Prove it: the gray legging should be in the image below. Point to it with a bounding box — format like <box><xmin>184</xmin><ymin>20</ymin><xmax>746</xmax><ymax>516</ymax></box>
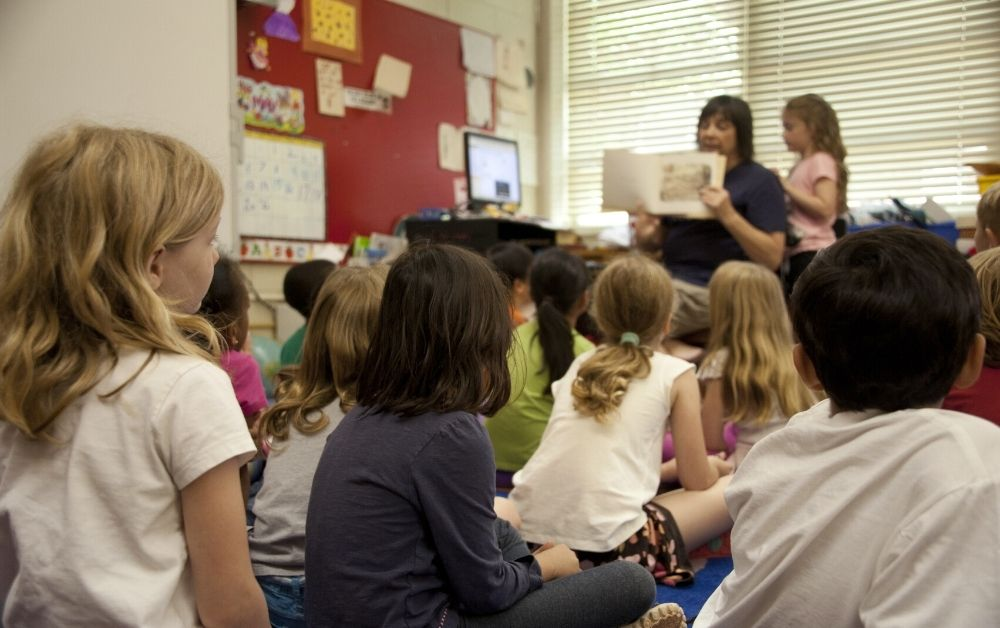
<box><xmin>458</xmin><ymin>519</ymin><xmax>656</xmax><ymax>628</ymax></box>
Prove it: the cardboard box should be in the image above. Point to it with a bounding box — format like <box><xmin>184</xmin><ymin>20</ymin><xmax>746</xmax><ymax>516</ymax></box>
<box><xmin>968</xmin><ymin>162</ymin><xmax>1000</xmax><ymax>194</ymax></box>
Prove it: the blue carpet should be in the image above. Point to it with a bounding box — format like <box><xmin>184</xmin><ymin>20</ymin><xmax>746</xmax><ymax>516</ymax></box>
<box><xmin>655</xmin><ymin>557</ymin><xmax>732</xmax><ymax>622</ymax></box>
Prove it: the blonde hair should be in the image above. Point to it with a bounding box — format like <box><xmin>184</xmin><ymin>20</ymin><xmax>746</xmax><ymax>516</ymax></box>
<box><xmin>976</xmin><ymin>181</ymin><xmax>1000</xmax><ymax>239</ymax></box>
<box><xmin>705</xmin><ymin>261</ymin><xmax>814</xmax><ymax>425</ymax></box>
<box><xmin>0</xmin><ymin>124</ymin><xmax>224</xmax><ymax>438</ymax></box>
<box><xmin>970</xmin><ymin>247</ymin><xmax>1000</xmax><ymax>368</ymax></box>
<box><xmin>258</xmin><ymin>264</ymin><xmax>388</xmax><ymax>443</ymax></box>
<box><xmin>784</xmin><ymin>94</ymin><xmax>849</xmax><ymax>214</ymax></box>
<box><xmin>572</xmin><ymin>255</ymin><xmax>673</xmax><ymax>423</ymax></box>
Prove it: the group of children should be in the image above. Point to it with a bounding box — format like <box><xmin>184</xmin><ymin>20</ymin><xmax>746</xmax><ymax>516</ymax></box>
<box><xmin>1</xmin><ymin>112</ymin><xmax>999</xmax><ymax>628</ymax></box>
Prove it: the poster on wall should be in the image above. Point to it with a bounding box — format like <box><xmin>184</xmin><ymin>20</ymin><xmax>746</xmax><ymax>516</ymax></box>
<box><xmin>303</xmin><ymin>0</ymin><xmax>363</xmax><ymax>64</ymax></box>
<box><xmin>237</xmin><ymin>76</ymin><xmax>306</xmax><ymax>134</ymax></box>
<box><xmin>315</xmin><ymin>58</ymin><xmax>346</xmax><ymax>117</ymax></box>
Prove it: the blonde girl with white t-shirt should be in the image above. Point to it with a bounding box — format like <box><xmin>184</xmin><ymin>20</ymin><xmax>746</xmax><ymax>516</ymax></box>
<box><xmin>699</xmin><ymin>261</ymin><xmax>815</xmax><ymax>467</ymax></box>
<box><xmin>511</xmin><ymin>254</ymin><xmax>733</xmax><ymax>587</ymax></box>
<box><xmin>0</xmin><ymin>125</ymin><xmax>268</xmax><ymax>627</ymax></box>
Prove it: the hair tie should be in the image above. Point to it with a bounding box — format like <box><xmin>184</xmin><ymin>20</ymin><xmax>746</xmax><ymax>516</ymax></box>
<box><xmin>619</xmin><ymin>332</ymin><xmax>640</xmax><ymax>346</ymax></box>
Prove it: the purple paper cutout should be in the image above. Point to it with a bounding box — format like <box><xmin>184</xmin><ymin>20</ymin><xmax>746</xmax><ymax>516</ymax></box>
<box><xmin>264</xmin><ymin>12</ymin><xmax>300</xmax><ymax>42</ymax></box>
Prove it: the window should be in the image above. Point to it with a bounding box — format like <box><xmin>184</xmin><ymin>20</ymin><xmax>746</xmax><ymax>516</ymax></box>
<box><xmin>563</xmin><ymin>0</ymin><xmax>1000</xmax><ymax>227</ymax></box>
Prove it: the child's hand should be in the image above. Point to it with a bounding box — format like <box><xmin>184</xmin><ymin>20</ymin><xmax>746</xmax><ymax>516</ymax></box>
<box><xmin>533</xmin><ymin>543</ymin><xmax>581</xmax><ymax>581</ymax></box>
<box><xmin>710</xmin><ymin>452</ymin><xmax>734</xmax><ymax>476</ymax></box>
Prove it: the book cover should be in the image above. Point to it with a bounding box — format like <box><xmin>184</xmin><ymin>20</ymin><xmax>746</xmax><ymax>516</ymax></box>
<box><xmin>602</xmin><ymin>149</ymin><xmax>726</xmax><ymax>219</ymax></box>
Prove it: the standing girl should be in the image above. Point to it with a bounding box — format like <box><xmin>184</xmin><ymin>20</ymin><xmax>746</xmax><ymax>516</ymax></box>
<box><xmin>0</xmin><ymin>125</ymin><xmax>267</xmax><ymax>627</ymax></box>
<box><xmin>200</xmin><ymin>256</ymin><xmax>269</xmax><ymax>424</ymax></box>
<box><xmin>486</xmin><ymin>247</ymin><xmax>593</xmax><ymax>478</ymax></box>
<box><xmin>699</xmin><ymin>261</ymin><xmax>816</xmax><ymax>467</ymax></box>
<box><xmin>305</xmin><ymin>243</ymin><xmax>680</xmax><ymax>628</ymax></box>
<box><xmin>250</xmin><ymin>264</ymin><xmax>387</xmax><ymax>628</ymax></box>
<box><xmin>779</xmin><ymin>93</ymin><xmax>849</xmax><ymax>294</ymax></box>
<box><xmin>511</xmin><ymin>255</ymin><xmax>733</xmax><ymax>587</ymax></box>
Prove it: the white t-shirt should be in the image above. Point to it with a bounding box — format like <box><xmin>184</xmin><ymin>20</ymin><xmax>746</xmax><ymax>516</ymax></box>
<box><xmin>250</xmin><ymin>400</ymin><xmax>343</xmax><ymax>576</ymax></box>
<box><xmin>511</xmin><ymin>349</ymin><xmax>694</xmax><ymax>551</ymax></box>
<box><xmin>0</xmin><ymin>349</ymin><xmax>256</xmax><ymax>627</ymax></box>
<box><xmin>697</xmin><ymin>349</ymin><xmax>788</xmax><ymax>468</ymax></box>
<box><xmin>696</xmin><ymin>399</ymin><xmax>1000</xmax><ymax>627</ymax></box>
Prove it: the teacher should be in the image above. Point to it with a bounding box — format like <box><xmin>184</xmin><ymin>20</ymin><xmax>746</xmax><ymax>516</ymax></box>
<box><xmin>634</xmin><ymin>95</ymin><xmax>786</xmax><ymax>342</ymax></box>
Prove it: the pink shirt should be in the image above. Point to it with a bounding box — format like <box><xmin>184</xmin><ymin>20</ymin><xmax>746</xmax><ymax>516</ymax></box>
<box><xmin>787</xmin><ymin>151</ymin><xmax>839</xmax><ymax>255</ymax></box>
<box><xmin>220</xmin><ymin>350</ymin><xmax>269</xmax><ymax>419</ymax></box>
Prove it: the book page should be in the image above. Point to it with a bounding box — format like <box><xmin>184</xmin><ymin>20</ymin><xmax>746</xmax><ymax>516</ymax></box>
<box><xmin>603</xmin><ymin>150</ymin><xmax>725</xmax><ymax>219</ymax></box>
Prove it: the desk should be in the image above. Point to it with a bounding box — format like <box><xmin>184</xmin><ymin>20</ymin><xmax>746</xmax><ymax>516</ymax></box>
<box><xmin>404</xmin><ymin>217</ymin><xmax>557</xmax><ymax>253</ymax></box>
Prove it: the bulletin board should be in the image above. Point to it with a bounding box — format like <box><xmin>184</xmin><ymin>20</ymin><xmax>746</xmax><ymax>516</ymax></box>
<box><xmin>236</xmin><ymin>0</ymin><xmax>472</xmax><ymax>242</ymax></box>
<box><xmin>239</xmin><ymin>131</ymin><xmax>327</xmax><ymax>240</ymax></box>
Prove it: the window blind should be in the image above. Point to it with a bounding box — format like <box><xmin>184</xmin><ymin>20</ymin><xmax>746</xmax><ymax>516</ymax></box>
<box><xmin>747</xmin><ymin>0</ymin><xmax>1000</xmax><ymax>213</ymax></box>
<box><xmin>565</xmin><ymin>0</ymin><xmax>1000</xmax><ymax>224</ymax></box>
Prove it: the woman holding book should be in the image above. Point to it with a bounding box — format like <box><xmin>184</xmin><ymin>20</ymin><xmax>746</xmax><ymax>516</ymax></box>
<box><xmin>632</xmin><ymin>95</ymin><xmax>786</xmax><ymax>350</ymax></box>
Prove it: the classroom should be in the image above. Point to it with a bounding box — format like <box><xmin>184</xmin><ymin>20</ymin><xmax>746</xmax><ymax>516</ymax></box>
<box><xmin>1</xmin><ymin>1</ymin><xmax>999</xmax><ymax>626</ymax></box>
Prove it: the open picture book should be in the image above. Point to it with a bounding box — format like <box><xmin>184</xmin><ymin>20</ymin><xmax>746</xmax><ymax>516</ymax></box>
<box><xmin>602</xmin><ymin>149</ymin><xmax>727</xmax><ymax>218</ymax></box>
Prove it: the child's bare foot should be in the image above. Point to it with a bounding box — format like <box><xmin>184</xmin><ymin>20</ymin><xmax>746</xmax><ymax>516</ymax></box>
<box><xmin>622</xmin><ymin>602</ymin><xmax>686</xmax><ymax>628</ymax></box>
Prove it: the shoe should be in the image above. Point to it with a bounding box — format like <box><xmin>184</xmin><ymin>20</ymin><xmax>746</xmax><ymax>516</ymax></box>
<box><xmin>623</xmin><ymin>602</ymin><xmax>686</xmax><ymax>628</ymax></box>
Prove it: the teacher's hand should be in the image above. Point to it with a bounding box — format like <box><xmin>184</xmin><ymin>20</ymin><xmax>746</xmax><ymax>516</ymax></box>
<box><xmin>699</xmin><ymin>186</ymin><xmax>736</xmax><ymax>221</ymax></box>
<box><xmin>629</xmin><ymin>206</ymin><xmax>662</xmax><ymax>251</ymax></box>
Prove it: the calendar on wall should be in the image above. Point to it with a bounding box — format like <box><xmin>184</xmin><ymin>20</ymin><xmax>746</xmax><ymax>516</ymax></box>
<box><xmin>238</xmin><ymin>131</ymin><xmax>326</xmax><ymax>241</ymax></box>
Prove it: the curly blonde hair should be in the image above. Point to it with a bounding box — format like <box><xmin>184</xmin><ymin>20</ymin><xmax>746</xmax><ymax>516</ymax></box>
<box><xmin>0</xmin><ymin>124</ymin><xmax>223</xmax><ymax>438</ymax></box>
<box><xmin>970</xmin><ymin>247</ymin><xmax>1000</xmax><ymax>368</ymax></box>
<box><xmin>704</xmin><ymin>262</ymin><xmax>814</xmax><ymax>425</ymax></box>
<box><xmin>258</xmin><ymin>265</ymin><xmax>388</xmax><ymax>443</ymax></box>
<box><xmin>785</xmin><ymin>93</ymin><xmax>849</xmax><ymax>213</ymax></box>
<box><xmin>571</xmin><ymin>255</ymin><xmax>673</xmax><ymax>423</ymax></box>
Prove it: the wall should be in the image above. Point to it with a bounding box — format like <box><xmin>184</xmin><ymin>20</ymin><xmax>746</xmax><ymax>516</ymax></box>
<box><xmin>0</xmin><ymin>0</ymin><xmax>239</xmax><ymax>246</ymax></box>
<box><xmin>241</xmin><ymin>0</ymin><xmax>540</xmax><ymax>341</ymax></box>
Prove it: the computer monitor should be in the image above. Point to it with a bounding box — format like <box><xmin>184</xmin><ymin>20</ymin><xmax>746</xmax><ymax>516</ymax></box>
<box><xmin>465</xmin><ymin>132</ymin><xmax>521</xmax><ymax>208</ymax></box>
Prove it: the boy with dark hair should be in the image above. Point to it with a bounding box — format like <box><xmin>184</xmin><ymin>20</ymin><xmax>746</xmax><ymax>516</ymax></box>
<box><xmin>486</xmin><ymin>241</ymin><xmax>534</xmax><ymax>326</ymax></box>
<box><xmin>696</xmin><ymin>227</ymin><xmax>1000</xmax><ymax>626</ymax></box>
<box><xmin>280</xmin><ymin>259</ymin><xmax>335</xmax><ymax>366</ymax></box>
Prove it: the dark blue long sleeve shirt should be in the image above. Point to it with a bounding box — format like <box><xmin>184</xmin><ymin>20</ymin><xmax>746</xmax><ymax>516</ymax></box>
<box><xmin>305</xmin><ymin>406</ymin><xmax>542</xmax><ymax>627</ymax></box>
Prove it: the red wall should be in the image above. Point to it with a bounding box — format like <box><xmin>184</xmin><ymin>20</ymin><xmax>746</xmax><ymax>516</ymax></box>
<box><xmin>236</xmin><ymin>0</ymin><xmax>475</xmax><ymax>242</ymax></box>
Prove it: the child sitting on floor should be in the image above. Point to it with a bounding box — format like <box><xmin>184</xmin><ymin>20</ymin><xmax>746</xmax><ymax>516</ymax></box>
<box><xmin>487</xmin><ymin>241</ymin><xmax>535</xmax><ymax>326</ymax></box>
<box><xmin>697</xmin><ymin>261</ymin><xmax>814</xmax><ymax>467</ymax></box>
<box><xmin>251</xmin><ymin>265</ymin><xmax>386</xmax><ymax>627</ymax></box>
<box><xmin>487</xmin><ymin>248</ymin><xmax>593</xmax><ymax>479</ymax></box>
<box><xmin>511</xmin><ymin>254</ymin><xmax>733</xmax><ymax>587</ymax></box>
<box><xmin>305</xmin><ymin>243</ymin><xmax>684</xmax><ymax>628</ymax></box>
<box><xmin>696</xmin><ymin>227</ymin><xmax>1000</xmax><ymax>626</ymax></box>
<box><xmin>942</xmin><ymin>246</ymin><xmax>1000</xmax><ymax>426</ymax></box>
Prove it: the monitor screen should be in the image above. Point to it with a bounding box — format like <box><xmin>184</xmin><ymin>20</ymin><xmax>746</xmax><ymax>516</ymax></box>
<box><xmin>465</xmin><ymin>132</ymin><xmax>521</xmax><ymax>206</ymax></box>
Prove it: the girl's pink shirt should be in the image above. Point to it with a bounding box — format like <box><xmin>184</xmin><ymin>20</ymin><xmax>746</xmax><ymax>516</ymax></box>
<box><xmin>220</xmin><ymin>350</ymin><xmax>269</xmax><ymax>419</ymax></box>
<box><xmin>786</xmin><ymin>151</ymin><xmax>839</xmax><ymax>255</ymax></box>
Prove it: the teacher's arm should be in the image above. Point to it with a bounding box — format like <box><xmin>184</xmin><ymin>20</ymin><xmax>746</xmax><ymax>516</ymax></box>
<box><xmin>700</xmin><ymin>186</ymin><xmax>786</xmax><ymax>270</ymax></box>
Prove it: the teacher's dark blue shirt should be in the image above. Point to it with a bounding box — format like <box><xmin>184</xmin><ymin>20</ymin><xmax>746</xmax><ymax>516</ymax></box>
<box><xmin>661</xmin><ymin>160</ymin><xmax>786</xmax><ymax>286</ymax></box>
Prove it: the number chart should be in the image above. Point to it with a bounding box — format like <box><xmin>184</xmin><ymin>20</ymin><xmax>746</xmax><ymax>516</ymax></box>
<box><xmin>239</xmin><ymin>131</ymin><xmax>326</xmax><ymax>241</ymax></box>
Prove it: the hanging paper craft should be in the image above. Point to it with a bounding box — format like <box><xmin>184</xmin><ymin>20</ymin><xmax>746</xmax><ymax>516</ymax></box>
<box><xmin>303</xmin><ymin>0</ymin><xmax>363</xmax><ymax>64</ymax></box>
<box><xmin>315</xmin><ymin>58</ymin><xmax>345</xmax><ymax>117</ymax></box>
<box><xmin>247</xmin><ymin>34</ymin><xmax>271</xmax><ymax>71</ymax></box>
<box><xmin>373</xmin><ymin>54</ymin><xmax>412</xmax><ymax>98</ymax></box>
<box><xmin>264</xmin><ymin>0</ymin><xmax>300</xmax><ymax>42</ymax></box>
<box><xmin>237</xmin><ymin>76</ymin><xmax>306</xmax><ymax>134</ymax></box>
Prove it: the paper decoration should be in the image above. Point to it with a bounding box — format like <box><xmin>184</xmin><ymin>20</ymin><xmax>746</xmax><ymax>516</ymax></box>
<box><xmin>373</xmin><ymin>54</ymin><xmax>412</xmax><ymax>98</ymax></box>
<box><xmin>237</xmin><ymin>76</ymin><xmax>306</xmax><ymax>134</ymax></box>
<box><xmin>460</xmin><ymin>28</ymin><xmax>496</xmax><ymax>78</ymax></box>
<box><xmin>497</xmin><ymin>84</ymin><xmax>529</xmax><ymax>114</ymax></box>
<box><xmin>247</xmin><ymin>35</ymin><xmax>271</xmax><ymax>71</ymax></box>
<box><xmin>438</xmin><ymin>123</ymin><xmax>464</xmax><ymax>172</ymax></box>
<box><xmin>465</xmin><ymin>73</ymin><xmax>493</xmax><ymax>128</ymax></box>
<box><xmin>496</xmin><ymin>38</ymin><xmax>526</xmax><ymax>88</ymax></box>
<box><xmin>315</xmin><ymin>58</ymin><xmax>345</xmax><ymax>117</ymax></box>
<box><xmin>303</xmin><ymin>0</ymin><xmax>363</xmax><ymax>64</ymax></box>
<box><xmin>344</xmin><ymin>87</ymin><xmax>391</xmax><ymax>113</ymax></box>
<box><xmin>453</xmin><ymin>177</ymin><xmax>469</xmax><ymax>206</ymax></box>
<box><xmin>240</xmin><ymin>238</ymin><xmax>348</xmax><ymax>264</ymax></box>
<box><xmin>264</xmin><ymin>10</ymin><xmax>300</xmax><ymax>42</ymax></box>
<box><xmin>239</xmin><ymin>132</ymin><xmax>326</xmax><ymax>239</ymax></box>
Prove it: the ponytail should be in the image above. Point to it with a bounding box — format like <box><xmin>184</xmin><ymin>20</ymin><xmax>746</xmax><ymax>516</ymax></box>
<box><xmin>572</xmin><ymin>339</ymin><xmax>652</xmax><ymax>423</ymax></box>
<box><xmin>528</xmin><ymin>249</ymin><xmax>590</xmax><ymax>393</ymax></box>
